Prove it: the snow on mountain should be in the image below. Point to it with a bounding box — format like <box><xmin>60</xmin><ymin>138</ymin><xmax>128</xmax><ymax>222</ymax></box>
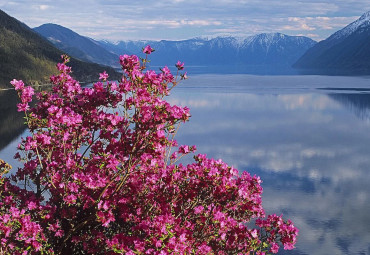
<box><xmin>96</xmin><ymin>33</ymin><xmax>316</xmax><ymax>70</ymax></box>
<box><xmin>329</xmin><ymin>11</ymin><xmax>370</xmax><ymax>41</ymax></box>
<box><xmin>98</xmin><ymin>39</ymin><xmax>121</xmax><ymax>46</ymax></box>
<box><xmin>244</xmin><ymin>33</ymin><xmax>282</xmax><ymax>45</ymax></box>
<box><xmin>240</xmin><ymin>33</ymin><xmax>316</xmax><ymax>56</ymax></box>
<box><xmin>293</xmin><ymin>11</ymin><xmax>370</xmax><ymax>74</ymax></box>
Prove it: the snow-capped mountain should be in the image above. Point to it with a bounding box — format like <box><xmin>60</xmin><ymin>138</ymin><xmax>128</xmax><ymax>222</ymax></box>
<box><xmin>294</xmin><ymin>11</ymin><xmax>370</xmax><ymax>74</ymax></box>
<box><xmin>32</xmin><ymin>22</ymin><xmax>317</xmax><ymax>74</ymax></box>
<box><xmin>97</xmin><ymin>33</ymin><xmax>316</xmax><ymax>73</ymax></box>
<box><xmin>238</xmin><ymin>33</ymin><xmax>316</xmax><ymax>66</ymax></box>
<box><xmin>330</xmin><ymin>11</ymin><xmax>370</xmax><ymax>41</ymax></box>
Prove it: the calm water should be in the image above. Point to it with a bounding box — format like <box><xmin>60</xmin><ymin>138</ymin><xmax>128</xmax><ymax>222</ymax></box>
<box><xmin>2</xmin><ymin>74</ymin><xmax>370</xmax><ymax>254</ymax></box>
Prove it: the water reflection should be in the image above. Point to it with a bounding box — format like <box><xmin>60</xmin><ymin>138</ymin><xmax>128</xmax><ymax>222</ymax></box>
<box><xmin>169</xmin><ymin>82</ymin><xmax>370</xmax><ymax>255</ymax></box>
<box><xmin>0</xmin><ymin>90</ymin><xmax>27</xmax><ymax>172</ymax></box>
<box><xmin>0</xmin><ymin>90</ymin><xmax>26</xmax><ymax>153</ymax></box>
<box><xmin>329</xmin><ymin>93</ymin><xmax>370</xmax><ymax>122</ymax></box>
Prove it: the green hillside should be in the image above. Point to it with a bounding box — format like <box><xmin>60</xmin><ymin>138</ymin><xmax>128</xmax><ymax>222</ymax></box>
<box><xmin>0</xmin><ymin>9</ymin><xmax>120</xmax><ymax>89</ymax></box>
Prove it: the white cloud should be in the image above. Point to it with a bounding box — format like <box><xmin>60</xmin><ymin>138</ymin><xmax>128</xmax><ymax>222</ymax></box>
<box><xmin>1</xmin><ymin>0</ymin><xmax>370</xmax><ymax>40</ymax></box>
<box><xmin>38</xmin><ymin>4</ymin><xmax>49</xmax><ymax>10</ymax></box>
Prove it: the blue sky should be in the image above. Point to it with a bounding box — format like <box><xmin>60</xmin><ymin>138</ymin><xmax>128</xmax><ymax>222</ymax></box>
<box><xmin>1</xmin><ymin>0</ymin><xmax>370</xmax><ymax>41</ymax></box>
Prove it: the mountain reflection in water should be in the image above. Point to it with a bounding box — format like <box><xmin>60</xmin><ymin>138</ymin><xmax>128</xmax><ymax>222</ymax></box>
<box><xmin>0</xmin><ymin>89</ymin><xmax>26</xmax><ymax>151</ymax></box>
<box><xmin>329</xmin><ymin>93</ymin><xmax>370</xmax><ymax>121</ymax></box>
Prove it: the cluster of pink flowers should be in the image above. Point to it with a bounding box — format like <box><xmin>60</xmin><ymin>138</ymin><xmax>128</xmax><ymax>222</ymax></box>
<box><xmin>0</xmin><ymin>160</ymin><xmax>50</xmax><ymax>254</ymax></box>
<box><xmin>0</xmin><ymin>47</ymin><xmax>298</xmax><ymax>254</ymax></box>
<box><xmin>10</xmin><ymin>79</ymin><xmax>34</xmax><ymax>112</ymax></box>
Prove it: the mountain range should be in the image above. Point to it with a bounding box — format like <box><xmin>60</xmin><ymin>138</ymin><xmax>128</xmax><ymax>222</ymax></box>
<box><xmin>33</xmin><ymin>11</ymin><xmax>370</xmax><ymax>75</ymax></box>
<box><xmin>98</xmin><ymin>34</ymin><xmax>316</xmax><ymax>73</ymax></box>
<box><xmin>2</xmin><ymin>8</ymin><xmax>370</xmax><ymax>81</ymax></box>
<box><xmin>293</xmin><ymin>11</ymin><xmax>370</xmax><ymax>74</ymax></box>
<box><xmin>0</xmin><ymin>9</ymin><xmax>120</xmax><ymax>89</ymax></box>
<box><xmin>35</xmin><ymin>25</ymin><xmax>317</xmax><ymax>74</ymax></box>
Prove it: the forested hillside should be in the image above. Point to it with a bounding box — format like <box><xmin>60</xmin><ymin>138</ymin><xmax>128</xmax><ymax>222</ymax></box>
<box><xmin>0</xmin><ymin>9</ymin><xmax>120</xmax><ymax>89</ymax></box>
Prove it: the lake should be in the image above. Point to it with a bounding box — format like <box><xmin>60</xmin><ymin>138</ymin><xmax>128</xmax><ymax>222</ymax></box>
<box><xmin>1</xmin><ymin>74</ymin><xmax>370</xmax><ymax>254</ymax></box>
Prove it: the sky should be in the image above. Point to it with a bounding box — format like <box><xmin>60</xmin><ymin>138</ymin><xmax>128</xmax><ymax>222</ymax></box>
<box><xmin>1</xmin><ymin>0</ymin><xmax>370</xmax><ymax>42</ymax></box>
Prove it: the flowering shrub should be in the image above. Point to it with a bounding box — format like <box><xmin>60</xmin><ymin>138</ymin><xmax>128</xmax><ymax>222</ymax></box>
<box><xmin>0</xmin><ymin>48</ymin><xmax>298</xmax><ymax>254</ymax></box>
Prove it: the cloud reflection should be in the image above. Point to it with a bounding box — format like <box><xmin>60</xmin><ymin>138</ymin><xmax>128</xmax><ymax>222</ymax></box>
<box><xmin>170</xmin><ymin>78</ymin><xmax>370</xmax><ymax>255</ymax></box>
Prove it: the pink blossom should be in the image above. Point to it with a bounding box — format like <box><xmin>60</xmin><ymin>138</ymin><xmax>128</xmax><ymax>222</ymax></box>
<box><xmin>180</xmin><ymin>72</ymin><xmax>188</xmax><ymax>80</ymax></box>
<box><xmin>10</xmin><ymin>79</ymin><xmax>24</xmax><ymax>90</ymax></box>
<box><xmin>194</xmin><ymin>205</ymin><xmax>204</xmax><ymax>214</ymax></box>
<box><xmin>143</xmin><ymin>45</ymin><xmax>154</xmax><ymax>54</ymax></box>
<box><xmin>17</xmin><ymin>103</ymin><xmax>30</xmax><ymax>112</ymax></box>
<box><xmin>22</xmin><ymin>86</ymin><xmax>34</xmax><ymax>99</ymax></box>
<box><xmin>250</xmin><ymin>229</ymin><xmax>258</xmax><ymax>239</ymax></box>
<box><xmin>270</xmin><ymin>242</ymin><xmax>279</xmax><ymax>253</ymax></box>
<box><xmin>175</xmin><ymin>60</ymin><xmax>185</xmax><ymax>70</ymax></box>
<box><xmin>27</xmin><ymin>202</ymin><xmax>37</xmax><ymax>210</ymax></box>
<box><xmin>179</xmin><ymin>145</ymin><xmax>190</xmax><ymax>154</ymax></box>
<box><xmin>64</xmin><ymin>194</ymin><xmax>77</xmax><ymax>204</ymax></box>
<box><xmin>99</xmin><ymin>71</ymin><xmax>109</xmax><ymax>81</ymax></box>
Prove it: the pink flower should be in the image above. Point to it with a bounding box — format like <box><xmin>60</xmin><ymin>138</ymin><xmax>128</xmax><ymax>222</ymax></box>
<box><xmin>120</xmin><ymin>54</ymin><xmax>140</xmax><ymax>72</ymax></box>
<box><xmin>17</xmin><ymin>103</ymin><xmax>30</xmax><ymax>112</ymax></box>
<box><xmin>57</xmin><ymin>62</ymin><xmax>71</xmax><ymax>73</ymax></box>
<box><xmin>55</xmin><ymin>230</ymin><xmax>64</xmax><ymax>237</ymax></box>
<box><xmin>27</xmin><ymin>202</ymin><xmax>37</xmax><ymax>210</ymax></box>
<box><xmin>10</xmin><ymin>79</ymin><xmax>24</xmax><ymax>90</ymax></box>
<box><xmin>143</xmin><ymin>45</ymin><xmax>154</xmax><ymax>54</ymax></box>
<box><xmin>110</xmin><ymin>81</ymin><xmax>118</xmax><ymax>91</ymax></box>
<box><xmin>64</xmin><ymin>194</ymin><xmax>77</xmax><ymax>205</ymax></box>
<box><xmin>180</xmin><ymin>72</ymin><xmax>188</xmax><ymax>80</ymax></box>
<box><xmin>155</xmin><ymin>239</ymin><xmax>162</xmax><ymax>248</ymax></box>
<box><xmin>97</xmin><ymin>210</ymin><xmax>115</xmax><ymax>227</ymax></box>
<box><xmin>32</xmin><ymin>241</ymin><xmax>42</xmax><ymax>251</ymax></box>
<box><xmin>179</xmin><ymin>233</ymin><xmax>187</xmax><ymax>243</ymax></box>
<box><xmin>175</xmin><ymin>60</ymin><xmax>185</xmax><ymax>70</ymax></box>
<box><xmin>270</xmin><ymin>242</ymin><xmax>279</xmax><ymax>253</ymax></box>
<box><xmin>194</xmin><ymin>205</ymin><xmax>204</xmax><ymax>214</ymax></box>
<box><xmin>99</xmin><ymin>71</ymin><xmax>109</xmax><ymax>81</ymax></box>
<box><xmin>179</xmin><ymin>145</ymin><xmax>190</xmax><ymax>154</ymax></box>
<box><xmin>198</xmin><ymin>244</ymin><xmax>212</xmax><ymax>254</ymax></box>
<box><xmin>22</xmin><ymin>86</ymin><xmax>34</xmax><ymax>99</ymax></box>
<box><xmin>213</xmin><ymin>211</ymin><xmax>225</xmax><ymax>221</ymax></box>
<box><xmin>250</xmin><ymin>229</ymin><xmax>258</xmax><ymax>239</ymax></box>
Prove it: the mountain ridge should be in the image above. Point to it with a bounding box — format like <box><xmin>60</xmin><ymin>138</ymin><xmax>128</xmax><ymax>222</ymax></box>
<box><xmin>34</xmin><ymin>23</ymin><xmax>120</xmax><ymax>67</ymax></box>
<box><xmin>29</xmin><ymin>20</ymin><xmax>317</xmax><ymax>74</ymax></box>
<box><xmin>329</xmin><ymin>11</ymin><xmax>370</xmax><ymax>41</ymax></box>
<box><xmin>293</xmin><ymin>11</ymin><xmax>370</xmax><ymax>74</ymax></box>
<box><xmin>0</xmin><ymin>9</ymin><xmax>120</xmax><ymax>89</ymax></box>
<box><xmin>96</xmin><ymin>33</ymin><xmax>316</xmax><ymax>73</ymax></box>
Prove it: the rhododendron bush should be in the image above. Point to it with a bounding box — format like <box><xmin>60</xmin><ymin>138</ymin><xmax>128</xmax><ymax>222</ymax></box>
<box><xmin>0</xmin><ymin>48</ymin><xmax>298</xmax><ymax>254</ymax></box>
